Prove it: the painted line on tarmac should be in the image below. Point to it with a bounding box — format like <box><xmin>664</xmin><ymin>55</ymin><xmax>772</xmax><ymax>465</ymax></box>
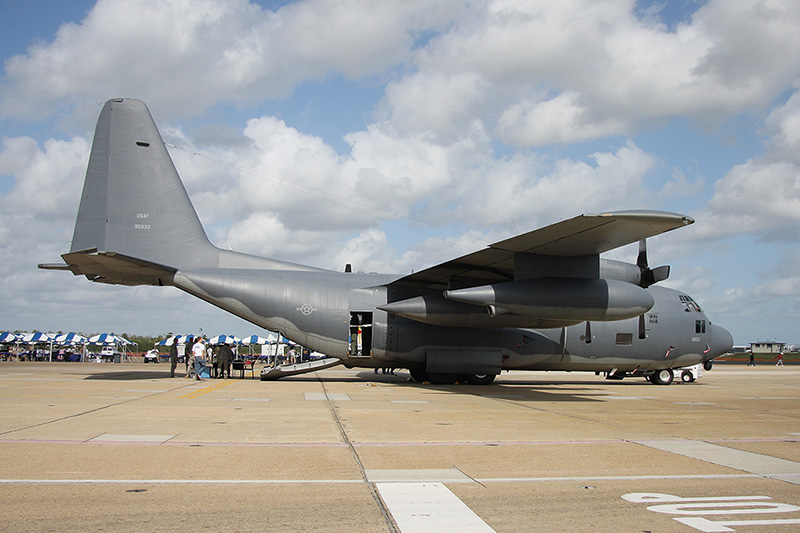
<box><xmin>633</xmin><ymin>439</ymin><xmax>800</xmax><ymax>485</ymax></box>
<box><xmin>2</xmin><ymin>436</ymin><xmax>798</xmax><ymax>447</ymax></box>
<box><xmin>376</xmin><ymin>482</ymin><xmax>495</xmax><ymax>532</ymax></box>
<box><xmin>180</xmin><ymin>379</ymin><xmax>237</xmax><ymax>399</ymax></box>
<box><xmin>0</xmin><ymin>473</ymin><xmax>770</xmax><ymax>485</ymax></box>
<box><xmin>0</xmin><ymin>478</ymin><xmax>363</xmax><ymax>484</ymax></box>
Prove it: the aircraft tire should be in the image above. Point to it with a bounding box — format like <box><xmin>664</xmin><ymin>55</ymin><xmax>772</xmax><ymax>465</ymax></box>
<box><xmin>427</xmin><ymin>373</ymin><xmax>459</xmax><ymax>385</ymax></box>
<box><xmin>681</xmin><ymin>371</ymin><xmax>694</xmax><ymax>382</ymax></box>
<box><xmin>651</xmin><ymin>369</ymin><xmax>674</xmax><ymax>385</ymax></box>
<box><xmin>409</xmin><ymin>368</ymin><xmax>427</xmax><ymax>383</ymax></box>
<box><xmin>465</xmin><ymin>373</ymin><xmax>496</xmax><ymax>385</ymax></box>
<box><xmin>703</xmin><ymin>361</ymin><xmax>714</xmax><ymax>371</ymax></box>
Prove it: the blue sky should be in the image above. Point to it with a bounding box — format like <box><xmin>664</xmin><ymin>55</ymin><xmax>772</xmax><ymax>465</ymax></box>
<box><xmin>1</xmin><ymin>0</ymin><xmax>799</xmax><ymax>346</ymax></box>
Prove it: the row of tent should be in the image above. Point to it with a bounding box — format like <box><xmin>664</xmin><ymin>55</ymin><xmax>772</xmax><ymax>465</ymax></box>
<box><xmin>0</xmin><ymin>332</ymin><xmax>132</xmax><ymax>345</ymax></box>
<box><xmin>156</xmin><ymin>333</ymin><xmax>292</xmax><ymax>346</ymax></box>
<box><xmin>0</xmin><ymin>331</ymin><xmax>292</xmax><ymax>347</ymax></box>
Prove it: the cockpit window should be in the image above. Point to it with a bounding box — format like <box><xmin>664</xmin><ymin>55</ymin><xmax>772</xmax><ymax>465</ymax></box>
<box><xmin>679</xmin><ymin>294</ymin><xmax>703</xmax><ymax>313</ymax></box>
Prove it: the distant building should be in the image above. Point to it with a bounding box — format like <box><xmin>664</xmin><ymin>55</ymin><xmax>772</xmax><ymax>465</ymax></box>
<box><xmin>750</xmin><ymin>341</ymin><xmax>786</xmax><ymax>354</ymax></box>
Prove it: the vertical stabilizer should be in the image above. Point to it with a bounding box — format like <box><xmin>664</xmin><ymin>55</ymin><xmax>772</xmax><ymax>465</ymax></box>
<box><xmin>71</xmin><ymin>98</ymin><xmax>216</xmax><ymax>268</ymax></box>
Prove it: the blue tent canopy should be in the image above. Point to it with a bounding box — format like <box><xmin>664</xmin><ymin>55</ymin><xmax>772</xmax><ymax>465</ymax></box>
<box><xmin>20</xmin><ymin>332</ymin><xmax>53</xmax><ymax>344</ymax></box>
<box><xmin>208</xmin><ymin>334</ymin><xmax>240</xmax><ymax>345</ymax></box>
<box><xmin>156</xmin><ymin>335</ymin><xmax>194</xmax><ymax>346</ymax></box>
<box><xmin>54</xmin><ymin>332</ymin><xmax>87</xmax><ymax>345</ymax></box>
<box><xmin>0</xmin><ymin>332</ymin><xmax>19</xmax><ymax>343</ymax></box>
<box><xmin>88</xmin><ymin>333</ymin><xmax>132</xmax><ymax>345</ymax></box>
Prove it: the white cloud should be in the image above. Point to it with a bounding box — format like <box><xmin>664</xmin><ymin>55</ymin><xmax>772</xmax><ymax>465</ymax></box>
<box><xmin>384</xmin><ymin>0</ymin><xmax>800</xmax><ymax>145</ymax></box>
<box><xmin>763</xmin><ymin>87</ymin><xmax>800</xmax><ymax>157</ymax></box>
<box><xmin>659</xmin><ymin>167</ymin><xmax>705</xmax><ymax>200</ymax></box>
<box><xmin>0</xmin><ymin>0</ymin><xmax>465</xmax><ymax>121</ymax></box>
<box><xmin>497</xmin><ymin>92</ymin><xmax>629</xmax><ymax>146</ymax></box>
<box><xmin>694</xmin><ymin>87</ymin><xmax>800</xmax><ymax>242</ymax></box>
<box><xmin>714</xmin><ymin>250</ymin><xmax>800</xmax><ymax>325</ymax></box>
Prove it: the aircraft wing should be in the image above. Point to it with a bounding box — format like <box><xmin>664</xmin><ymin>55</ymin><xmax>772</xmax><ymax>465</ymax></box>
<box><xmin>390</xmin><ymin>210</ymin><xmax>693</xmax><ymax>290</ymax></box>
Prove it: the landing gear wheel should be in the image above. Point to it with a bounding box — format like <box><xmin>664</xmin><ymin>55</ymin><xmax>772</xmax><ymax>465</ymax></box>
<box><xmin>409</xmin><ymin>368</ymin><xmax>427</xmax><ymax>383</ymax></box>
<box><xmin>703</xmin><ymin>361</ymin><xmax>714</xmax><ymax>371</ymax></box>
<box><xmin>651</xmin><ymin>368</ymin><xmax>674</xmax><ymax>385</ymax></box>
<box><xmin>681</xmin><ymin>370</ymin><xmax>694</xmax><ymax>382</ymax></box>
<box><xmin>465</xmin><ymin>373</ymin><xmax>496</xmax><ymax>385</ymax></box>
<box><xmin>427</xmin><ymin>373</ymin><xmax>459</xmax><ymax>385</ymax></box>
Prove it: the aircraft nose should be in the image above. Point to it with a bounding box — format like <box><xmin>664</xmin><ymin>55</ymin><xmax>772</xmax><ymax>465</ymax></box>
<box><xmin>708</xmin><ymin>324</ymin><xmax>733</xmax><ymax>359</ymax></box>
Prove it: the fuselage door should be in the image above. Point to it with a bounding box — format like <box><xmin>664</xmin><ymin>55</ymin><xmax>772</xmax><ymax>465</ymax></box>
<box><xmin>349</xmin><ymin>312</ymin><xmax>373</xmax><ymax>357</ymax></box>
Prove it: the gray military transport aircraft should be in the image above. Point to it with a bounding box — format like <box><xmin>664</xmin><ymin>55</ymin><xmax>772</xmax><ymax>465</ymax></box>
<box><xmin>40</xmin><ymin>98</ymin><xmax>733</xmax><ymax>385</ymax></box>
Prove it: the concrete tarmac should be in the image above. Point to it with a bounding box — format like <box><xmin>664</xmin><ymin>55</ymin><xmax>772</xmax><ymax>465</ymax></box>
<box><xmin>0</xmin><ymin>362</ymin><xmax>798</xmax><ymax>532</ymax></box>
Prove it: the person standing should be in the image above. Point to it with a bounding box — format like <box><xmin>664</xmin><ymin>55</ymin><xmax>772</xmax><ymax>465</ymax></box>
<box><xmin>776</xmin><ymin>352</ymin><xmax>784</xmax><ymax>366</ymax></box>
<box><xmin>184</xmin><ymin>338</ymin><xmax>193</xmax><ymax>375</ymax></box>
<box><xmin>192</xmin><ymin>337</ymin><xmax>207</xmax><ymax>380</ymax></box>
<box><xmin>748</xmin><ymin>352</ymin><xmax>755</xmax><ymax>366</ymax></box>
<box><xmin>210</xmin><ymin>345</ymin><xmax>218</xmax><ymax>378</ymax></box>
<box><xmin>169</xmin><ymin>338</ymin><xmax>179</xmax><ymax>378</ymax></box>
<box><xmin>218</xmin><ymin>343</ymin><xmax>233</xmax><ymax>379</ymax></box>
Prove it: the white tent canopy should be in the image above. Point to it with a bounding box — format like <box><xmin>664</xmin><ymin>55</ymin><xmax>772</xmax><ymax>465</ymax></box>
<box><xmin>241</xmin><ymin>335</ymin><xmax>269</xmax><ymax>345</ymax></box>
<box><xmin>88</xmin><ymin>333</ymin><xmax>132</xmax><ymax>345</ymax></box>
<box><xmin>20</xmin><ymin>332</ymin><xmax>54</xmax><ymax>343</ymax></box>
<box><xmin>0</xmin><ymin>331</ymin><xmax>19</xmax><ymax>343</ymax></box>
<box><xmin>208</xmin><ymin>334</ymin><xmax>240</xmax><ymax>345</ymax></box>
<box><xmin>156</xmin><ymin>335</ymin><xmax>194</xmax><ymax>346</ymax></box>
<box><xmin>54</xmin><ymin>332</ymin><xmax>87</xmax><ymax>345</ymax></box>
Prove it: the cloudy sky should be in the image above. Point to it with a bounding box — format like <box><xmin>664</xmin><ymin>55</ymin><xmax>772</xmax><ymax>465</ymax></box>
<box><xmin>1</xmin><ymin>0</ymin><xmax>799</xmax><ymax>345</ymax></box>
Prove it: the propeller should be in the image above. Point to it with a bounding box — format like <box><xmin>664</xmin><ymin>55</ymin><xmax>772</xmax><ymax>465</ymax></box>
<box><xmin>636</xmin><ymin>239</ymin><xmax>668</xmax><ymax>339</ymax></box>
<box><xmin>636</xmin><ymin>239</ymin><xmax>670</xmax><ymax>288</ymax></box>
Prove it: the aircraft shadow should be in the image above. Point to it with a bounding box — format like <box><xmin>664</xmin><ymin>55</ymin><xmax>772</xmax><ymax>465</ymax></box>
<box><xmin>83</xmin><ymin>370</ymin><xmax>174</xmax><ymax>381</ymax></box>
<box><xmin>275</xmin><ymin>370</ymin><xmax>636</xmax><ymax>403</ymax></box>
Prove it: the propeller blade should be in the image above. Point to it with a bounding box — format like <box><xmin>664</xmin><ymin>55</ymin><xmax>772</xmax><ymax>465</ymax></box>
<box><xmin>650</xmin><ymin>265</ymin><xmax>670</xmax><ymax>284</ymax></box>
<box><xmin>637</xmin><ymin>239</ymin><xmax>670</xmax><ymax>287</ymax></box>
<box><xmin>637</xmin><ymin>239</ymin><xmax>648</xmax><ymax>269</ymax></box>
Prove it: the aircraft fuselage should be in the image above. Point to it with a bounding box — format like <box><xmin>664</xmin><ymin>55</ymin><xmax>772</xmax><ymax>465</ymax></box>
<box><xmin>173</xmin><ymin>266</ymin><xmax>727</xmax><ymax>375</ymax></box>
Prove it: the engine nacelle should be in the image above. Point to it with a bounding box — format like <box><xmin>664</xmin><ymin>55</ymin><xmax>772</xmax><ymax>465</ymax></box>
<box><xmin>443</xmin><ymin>277</ymin><xmax>654</xmax><ymax>322</ymax></box>
<box><xmin>378</xmin><ymin>293</ymin><xmax>581</xmax><ymax>328</ymax></box>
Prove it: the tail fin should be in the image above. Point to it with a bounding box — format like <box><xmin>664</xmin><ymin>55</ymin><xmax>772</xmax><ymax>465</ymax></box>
<box><xmin>44</xmin><ymin>98</ymin><xmax>320</xmax><ymax>285</ymax></box>
<box><xmin>60</xmin><ymin>98</ymin><xmax>218</xmax><ymax>284</ymax></box>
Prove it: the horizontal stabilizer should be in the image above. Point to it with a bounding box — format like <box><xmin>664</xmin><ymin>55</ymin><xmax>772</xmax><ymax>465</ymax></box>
<box><xmin>56</xmin><ymin>248</ymin><xmax>176</xmax><ymax>286</ymax></box>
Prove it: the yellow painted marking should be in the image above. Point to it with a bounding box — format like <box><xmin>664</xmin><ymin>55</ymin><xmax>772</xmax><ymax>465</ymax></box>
<box><xmin>180</xmin><ymin>380</ymin><xmax>237</xmax><ymax>399</ymax></box>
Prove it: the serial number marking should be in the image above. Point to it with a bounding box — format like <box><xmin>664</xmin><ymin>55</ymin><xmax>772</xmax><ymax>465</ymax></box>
<box><xmin>134</xmin><ymin>224</ymin><xmax>150</xmax><ymax>230</ymax></box>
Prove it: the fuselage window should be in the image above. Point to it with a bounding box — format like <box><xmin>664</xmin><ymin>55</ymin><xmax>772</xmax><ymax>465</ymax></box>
<box><xmin>680</xmin><ymin>294</ymin><xmax>703</xmax><ymax>313</ymax></box>
<box><xmin>695</xmin><ymin>320</ymin><xmax>706</xmax><ymax>334</ymax></box>
<box><xmin>616</xmin><ymin>333</ymin><xmax>633</xmax><ymax>346</ymax></box>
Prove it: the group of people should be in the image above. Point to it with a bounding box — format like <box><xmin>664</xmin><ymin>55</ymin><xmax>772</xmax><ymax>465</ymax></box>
<box><xmin>169</xmin><ymin>337</ymin><xmax>235</xmax><ymax>380</ymax></box>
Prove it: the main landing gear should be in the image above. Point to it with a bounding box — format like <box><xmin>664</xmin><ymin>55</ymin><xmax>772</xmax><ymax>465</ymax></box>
<box><xmin>408</xmin><ymin>369</ymin><xmax>496</xmax><ymax>385</ymax></box>
<box><xmin>648</xmin><ymin>368</ymin><xmax>674</xmax><ymax>385</ymax></box>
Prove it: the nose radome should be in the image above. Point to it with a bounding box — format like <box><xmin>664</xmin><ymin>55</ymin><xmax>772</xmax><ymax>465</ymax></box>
<box><xmin>709</xmin><ymin>324</ymin><xmax>733</xmax><ymax>358</ymax></box>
